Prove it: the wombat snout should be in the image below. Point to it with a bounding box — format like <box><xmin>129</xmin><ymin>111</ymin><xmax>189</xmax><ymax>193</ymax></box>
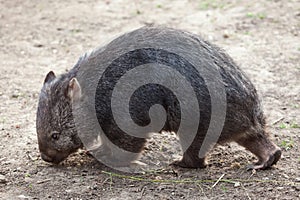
<box><xmin>40</xmin><ymin>153</ymin><xmax>54</xmax><ymax>163</ymax></box>
<box><xmin>40</xmin><ymin>151</ymin><xmax>69</xmax><ymax>164</ymax></box>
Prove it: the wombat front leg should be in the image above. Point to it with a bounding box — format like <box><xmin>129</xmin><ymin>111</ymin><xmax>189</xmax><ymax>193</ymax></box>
<box><xmin>171</xmin><ymin>150</ymin><xmax>207</xmax><ymax>168</ymax></box>
<box><xmin>236</xmin><ymin>132</ymin><xmax>281</xmax><ymax>170</ymax></box>
<box><xmin>89</xmin><ymin>143</ymin><xmax>143</xmax><ymax>168</ymax></box>
<box><xmin>171</xmin><ymin>134</ymin><xmax>208</xmax><ymax>168</ymax></box>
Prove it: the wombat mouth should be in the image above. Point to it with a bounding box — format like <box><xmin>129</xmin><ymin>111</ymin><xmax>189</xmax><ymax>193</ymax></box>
<box><xmin>40</xmin><ymin>153</ymin><xmax>66</xmax><ymax>164</ymax></box>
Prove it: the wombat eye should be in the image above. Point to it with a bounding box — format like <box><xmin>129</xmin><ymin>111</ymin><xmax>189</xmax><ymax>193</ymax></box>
<box><xmin>51</xmin><ymin>132</ymin><xmax>59</xmax><ymax>140</ymax></box>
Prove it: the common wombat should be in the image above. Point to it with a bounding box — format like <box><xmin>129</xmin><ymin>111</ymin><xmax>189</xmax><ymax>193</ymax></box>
<box><xmin>36</xmin><ymin>26</ymin><xmax>281</xmax><ymax>170</ymax></box>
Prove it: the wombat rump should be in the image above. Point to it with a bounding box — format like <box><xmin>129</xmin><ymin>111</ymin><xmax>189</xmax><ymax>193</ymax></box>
<box><xmin>36</xmin><ymin>26</ymin><xmax>281</xmax><ymax>170</ymax></box>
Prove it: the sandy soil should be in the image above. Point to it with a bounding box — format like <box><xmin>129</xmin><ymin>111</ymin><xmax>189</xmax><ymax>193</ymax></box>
<box><xmin>0</xmin><ymin>0</ymin><xmax>299</xmax><ymax>199</ymax></box>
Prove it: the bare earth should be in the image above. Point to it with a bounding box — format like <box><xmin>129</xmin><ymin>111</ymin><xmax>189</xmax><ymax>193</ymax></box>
<box><xmin>0</xmin><ymin>0</ymin><xmax>299</xmax><ymax>199</ymax></box>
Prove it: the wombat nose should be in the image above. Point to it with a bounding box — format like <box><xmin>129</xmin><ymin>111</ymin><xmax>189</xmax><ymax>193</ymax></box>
<box><xmin>41</xmin><ymin>153</ymin><xmax>53</xmax><ymax>163</ymax></box>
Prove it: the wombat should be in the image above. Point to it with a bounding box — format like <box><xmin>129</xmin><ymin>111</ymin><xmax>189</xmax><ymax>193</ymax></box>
<box><xmin>36</xmin><ymin>26</ymin><xmax>281</xmax><ymax>170</ymax></box>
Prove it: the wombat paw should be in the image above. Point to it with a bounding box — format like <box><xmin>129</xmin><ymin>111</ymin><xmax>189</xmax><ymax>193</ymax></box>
<box><xmin>247</xmin><ymin>149</ymin><xmax>282</xmax><ymax>170</ymax></box>
<box><xmin>113</xmin><ymin>161</ymin><xmax>147</xmax><ymax>173</ymax></box>
<box><xmin>170</xmin><ymin>159</ymin><xmax>207</xmax><ymax>169</ymax></box>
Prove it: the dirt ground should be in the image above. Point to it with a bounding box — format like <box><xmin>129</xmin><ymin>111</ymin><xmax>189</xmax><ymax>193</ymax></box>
<box><xmin>0</xmin><ymin>0</ymin><xmax>299</xmax><ymax>199</ymax></box>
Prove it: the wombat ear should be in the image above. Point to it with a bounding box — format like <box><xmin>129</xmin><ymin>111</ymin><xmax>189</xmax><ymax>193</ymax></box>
<box><xmin>44</xmin><ymin>71</ymin><xmax>56</xmax><ymax>84</ymax></box>
<box><xmin>67</xmin><ymin>78</ymin><xmax>82</xmax><ymax>103</ymax></box>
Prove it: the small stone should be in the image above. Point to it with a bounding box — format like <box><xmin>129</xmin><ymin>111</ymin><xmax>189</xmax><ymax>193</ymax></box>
<box><xmin>230</xmin><ymin>162</ymin><xmax>241</xmax><ymax>169</ymax></box>
<box><xmin>24</xmin><ymin>177</ymin><xmax>33</xmax><ymax>183</ymax></box>
<box><xmin>282</xmin><ymin>174</ymin><xmax>289</xmax><ymax>179</ymax></box>
<box><xmin>234</xmin><ymin>182</ymin><xmax>240</xmax><ymax>187</ymax></box>
<box><xmin>17</xmin><ymin>195</ymin><xmax>32</xmax><ymax>199</ymax></box>
<box><xmin>223</xmin><ymin>34</ymin><xmax>229</xmax><ymax>38</ymax></box>
<box><xmin>11</xmin><ymin>93</ymin><xmax>20</xmax><ymax>98</ymax></box>
<box><xmin>33</xmin><ymin>44</ymin><xmax>43</xmax><ymax>48</ymax></box>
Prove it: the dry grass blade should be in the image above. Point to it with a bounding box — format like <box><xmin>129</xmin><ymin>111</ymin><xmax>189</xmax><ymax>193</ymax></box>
<box><xmin>211</xmin><ymin>173</ymin><xmax>225</xmax><ymax>188</ymax></box>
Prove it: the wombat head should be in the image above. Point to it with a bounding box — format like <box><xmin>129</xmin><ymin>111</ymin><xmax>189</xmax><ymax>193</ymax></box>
<box><xmin>36</xmin><ymin>71</ymin><xmax>83</xmax><ymax>164</ymax></box>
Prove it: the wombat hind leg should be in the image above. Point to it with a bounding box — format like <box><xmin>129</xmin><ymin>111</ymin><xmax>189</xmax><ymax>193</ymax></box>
<box><xmin>170</xmin><ymin>151</ymin><xmax>207</xmax><ymax>168</ymax></box>
<box><xmin>236</xmin><ymin>132</ymin><xmax>281</xmax><ymax>170</ymax></box>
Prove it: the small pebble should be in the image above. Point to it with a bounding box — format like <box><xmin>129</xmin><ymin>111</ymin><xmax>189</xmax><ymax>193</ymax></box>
<box><xmin>17</xmin><ymin>195</ymin><xmax>32</xmax><ymax>199</ymax></box>
<box><xmin>277</xmin><ymin>187</ymin><xmax>284</xmax><ymax>190</ymax></box>
<box><xmin>223</xmin><ymin>31</ymin><xmax>230</xmax><ymax>38</ymax></box>
<box><xmin>230</xmin><ymin>162</ymin><xmax>241</xmax><ymax>169</ymax></box>
<box><xmin>234</xmin><ymin>182</ymin><xmax>240</xmax><ymax>187</ymax></box>
<box><xmin>33</xmin><ymin>44</ymin><xmax>43</xmax><ymax>48</ymax></box>
<box><xmin>12</xmin><ymin>93</ymin><xmax>20</xmax><ymax>98</ymax></box>
<box><xmin>282</xmin><ymin>174</ymin><xmax>289</xmax><ymax>179</ymax></box>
